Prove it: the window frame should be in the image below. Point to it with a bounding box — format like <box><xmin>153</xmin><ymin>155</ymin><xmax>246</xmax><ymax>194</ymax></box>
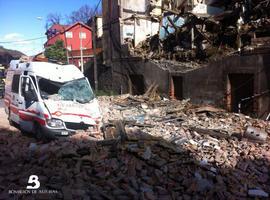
<box><xmin>79</xmin><ymin>32</ymin><xmax>86</xmax><ymax>39</ymax></box>
<box><xmin>65</xmin><ymin>31</ymin><xmax>73</xmax><ymax>38</ymax></box>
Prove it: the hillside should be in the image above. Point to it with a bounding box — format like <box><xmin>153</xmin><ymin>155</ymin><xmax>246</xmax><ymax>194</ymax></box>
<box><xmin>0</xmin><ymin>46</ymin><xmax>25</xmax><ymax>66</ymax></box>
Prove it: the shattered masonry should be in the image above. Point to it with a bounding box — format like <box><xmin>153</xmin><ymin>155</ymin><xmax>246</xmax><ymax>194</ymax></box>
<box><xmin>131</xmin><ymin>0</ymin><xmax>270</xmax><ymax>63</ymax></box>
<box><xmin>99</xmin><ymin>0</ymin><xmax>270</xmax><ymax>119</ymax></box>
<box><xmin>1</xmin><ymin>95</ymin><xmax>269</xmax><ymax>199</ymax></box>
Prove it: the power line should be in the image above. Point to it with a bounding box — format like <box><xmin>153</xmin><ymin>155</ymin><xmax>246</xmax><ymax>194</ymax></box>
<box><xmin>93</xmin><ymin>0</ymin><xmax>102</xmax><ymax>15</ymax></box>
<box><xmin>0</xmin><ymin>36</ymin><xmax>46</xmax><ymax>44</ymax></box>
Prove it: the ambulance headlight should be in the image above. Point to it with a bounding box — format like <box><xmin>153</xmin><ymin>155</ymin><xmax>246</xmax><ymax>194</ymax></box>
<box><xmin>47</xmin><ymin>118</ymin><xmax>64</xmax><ymax>128</ymax></box>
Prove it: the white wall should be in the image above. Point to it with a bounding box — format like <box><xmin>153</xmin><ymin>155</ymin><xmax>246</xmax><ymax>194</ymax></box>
<box><xmin>134</xmin><ymin>19</ymin><xmax>159</xmax><ymax>46</ymax></box>
<box><xmin>96</xmin><ymin>17</ymin><xmax>103</xmax><ymax>38</ymax></box>
<box><xmin>120</xmin><ymin>0</ymin><xmax>160</xmax><ymax>47</ymax></box>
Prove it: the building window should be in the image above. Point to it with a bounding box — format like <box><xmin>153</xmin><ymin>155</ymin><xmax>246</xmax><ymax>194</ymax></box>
<box><xmin>79</xmin><ymin>32</ymin><xmax>86</xmax><ymax>39</ymax></box>
<box><xmin>65</xmin><ymin>32</ymin><xmax>73</xmax><ymax>38</ymax></box>
<box><xmin>67</xmin><ymin>46</ymin><xmax>72</xmax><ymax>51</ymax></box>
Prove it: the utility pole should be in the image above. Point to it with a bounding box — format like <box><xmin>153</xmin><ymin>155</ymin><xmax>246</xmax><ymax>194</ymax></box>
<box><xmin>80</xmin><ymin>23</ymin><xmax>84</xmax><ymax>73</ymax></box>
<box><xmin>64</xmin><ymin>30</ymin><xmax>69</xmax><ymax>64</ymax></box>
<box><xmin>92</xmin><ymin>16</ymin><xmax>98</xmax><ymax>90</ymax></box>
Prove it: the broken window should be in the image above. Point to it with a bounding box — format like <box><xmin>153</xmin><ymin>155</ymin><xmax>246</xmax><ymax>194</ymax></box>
<box><xmin>38</xmin><ymin>77</ymin><xmax>95</xmax><ymax>103</ymax></box>
<box><xmin>38</xmin><ymin>78</ymin><xmax>62</xmax><ymax>97</ymax></box>
<box><xmin>58</xmin><ymin>78</ymin><xmax>94</xmax><ymax>103</ymax></box>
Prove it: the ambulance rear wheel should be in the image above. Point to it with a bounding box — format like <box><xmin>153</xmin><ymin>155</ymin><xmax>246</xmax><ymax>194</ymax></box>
<box><xmin>8</xmin><ymin>109</ymin><xmax>14</xmax><ymax>127</ymax></box>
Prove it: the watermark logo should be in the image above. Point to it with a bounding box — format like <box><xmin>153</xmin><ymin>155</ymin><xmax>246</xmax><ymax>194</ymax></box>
<box><xmin>8</xmin><ymin>175</ymin><xmax>58</xmax><ymax>195</ymax></box>
<box><xmin>26</xmin><ymin>175</ymin><xmax>40</xmax><ymax>189</ymax></box>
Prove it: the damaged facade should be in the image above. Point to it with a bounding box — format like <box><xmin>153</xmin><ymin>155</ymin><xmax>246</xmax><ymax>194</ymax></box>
<box><xmin>99</xmin><ymin>0</ymin><xmax>270</xmax><ymax>119</ymax></box>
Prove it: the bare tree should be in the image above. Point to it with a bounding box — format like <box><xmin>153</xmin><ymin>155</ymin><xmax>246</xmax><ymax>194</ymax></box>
<box><xmin>45</xmin><ymin>13</ymin><xmax>63</xmax><ymax>29</ymax></box>
<box><xmin>66</xmin><ymin>5</ymin><xmax>101</xmax><ymax>24</ymax></box>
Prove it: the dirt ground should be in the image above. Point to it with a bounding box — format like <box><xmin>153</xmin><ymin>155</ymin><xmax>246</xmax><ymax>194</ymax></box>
<box><xmin>0</xmin><ymin>99</ymin><xmax>17</xmax><ymax>131</ymax></box>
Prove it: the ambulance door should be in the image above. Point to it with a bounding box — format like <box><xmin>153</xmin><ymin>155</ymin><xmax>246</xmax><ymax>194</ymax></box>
<box><xmin>19</xmin><ymin>75</ymin><xmax>39</xmax><ymax>132</ymax></box>
<box><xmin>9</xmin><ymin>74</ymin><xmax>21</xmax><ymax>124</ymax></box>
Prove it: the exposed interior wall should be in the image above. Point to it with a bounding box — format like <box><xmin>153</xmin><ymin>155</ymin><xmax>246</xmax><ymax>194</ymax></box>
<box><xmin>107</xmin><ymin>59</ymin><xmax>170</xmax><ymax>95</ymax></box>
<box><xmin>121</xmin><ymin>19</ymin><xmax>159</xmax><ymax>47</ymax></box>
<box><xmin>101</xmin><ymin>0</ymin><xmax>167</xmax><ymax>95</ymax></box>
<box><xmin>120</xmin><ymin>0</ymin><xmax>160</xmax><ymax>47</ymax></box>
<box><xmin>150</xmin><ymin>0</ymin><xmax>162</xmax><ymax>16</ymax></box>
<box><xmin>96</xmin><ymin>17</ymin><xmax>103</xmax><ymax>38</ymax></box>
<box><xmin>183</xmin><ymin>54</ymin><xmax>270</xmax><ymax>118</ymax></box>
<box><xmin>102</xmin><ymin>0</ymin><xmax>161</xmax><ymax>65</ymax></box>
<box><xmin>133</xmin><ymin>19</ymin><xmax>159</xmax><ymax>46</ymax></box>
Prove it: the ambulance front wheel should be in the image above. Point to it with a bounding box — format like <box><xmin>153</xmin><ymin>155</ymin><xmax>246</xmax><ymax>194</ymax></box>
<box><xmin>35</xmin><ymin>123</ymin><xmax>46</xmax><ymax>141</ymax></box>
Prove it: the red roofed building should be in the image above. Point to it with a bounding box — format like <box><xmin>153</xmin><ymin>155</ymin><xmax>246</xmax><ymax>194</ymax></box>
<box><xmin>44</xmin><ymin>22</ymin><xmax>93</xmax><ymax>68</ymax></box>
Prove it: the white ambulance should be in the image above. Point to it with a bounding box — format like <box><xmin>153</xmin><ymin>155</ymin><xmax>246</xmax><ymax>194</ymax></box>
<box><xmin>4</xmin><ymin>60</ymin><xmax>102</xmax><ymax>140</ymax></box>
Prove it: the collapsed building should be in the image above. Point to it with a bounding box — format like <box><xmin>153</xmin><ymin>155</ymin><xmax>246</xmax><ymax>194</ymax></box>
<box><xmin>98</xmin><ymin>0</ymin><xmax>270</xmax><ymax>119</ymax></box>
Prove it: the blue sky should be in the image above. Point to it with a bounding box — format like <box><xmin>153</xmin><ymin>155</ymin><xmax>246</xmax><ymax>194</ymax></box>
<box><xmin>0</xmin><ymin>0</ymin><xmax>100</xmax><ymax>56</ymax></box>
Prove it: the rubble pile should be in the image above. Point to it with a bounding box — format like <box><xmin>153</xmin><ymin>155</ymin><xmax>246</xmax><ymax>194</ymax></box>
<box><xmin>131</xmin><ymin>0</ymin><xmax>270</xmax><ymax>64</ymax></box>
<box><xmin>100</xmin><ymin>95</ymin><xmax>270</xmax><ymax>139</ymax></box>
<box><xmin>0</xmin><ymin>95</ymin><xmax>270</xmax><ymax>199</ymax></box>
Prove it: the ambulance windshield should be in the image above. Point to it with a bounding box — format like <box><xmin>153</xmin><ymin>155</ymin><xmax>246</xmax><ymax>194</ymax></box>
<box><xmin>38</xmin><ymin>77</ymin><xmax>95</xmax><ymax>103</ymax></box>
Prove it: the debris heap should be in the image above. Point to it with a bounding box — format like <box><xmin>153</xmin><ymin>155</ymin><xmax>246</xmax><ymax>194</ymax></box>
<box><xmin>0</xmin><ymin>95</ymin><xmax>269</xmax><ymax>200</ymax></box>
<box><xmin>131</xmin><ymin>0</ymin><xmax>270</xmax><ymax>64</ymax></box>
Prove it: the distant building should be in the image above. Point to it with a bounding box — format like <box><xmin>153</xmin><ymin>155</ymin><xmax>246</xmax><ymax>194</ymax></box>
<box><xmin>44</xmin><ymin>22</ymin><xmax>93</xmax><ymax>68</ymax></box>
<box><xmin>32</xmin><ymin>52</ymin><xmax>48</xmax><ymax>62</ymax></box>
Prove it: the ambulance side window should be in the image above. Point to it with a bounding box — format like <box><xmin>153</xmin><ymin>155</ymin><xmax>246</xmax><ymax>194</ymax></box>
<box><xmin>11</xmin><ymin>75</ymin><xmax>20</xmax><ymax>93</ymax></box>
<box><xmin>21</xmin><ymin>77</ymin><xmax>37</xmax><ymax>101</ymax></box>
